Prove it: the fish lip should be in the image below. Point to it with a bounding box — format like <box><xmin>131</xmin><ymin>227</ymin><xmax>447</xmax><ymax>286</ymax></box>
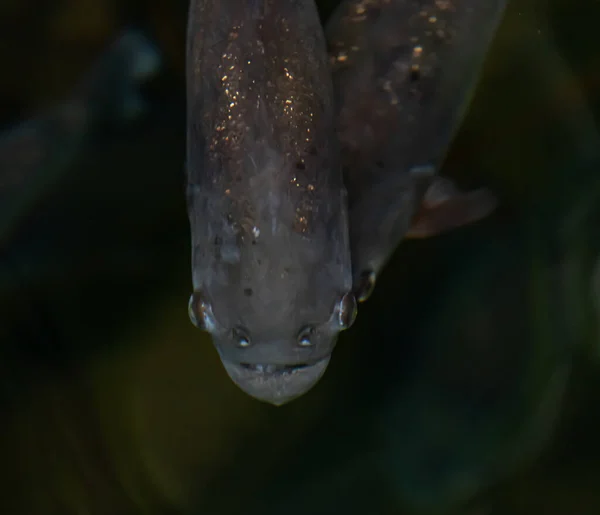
<box><xmin>221</xmin><ymin>356</ymin><xmax>331</xmax><ymax>406</ymax></box>
<box><xmin>238</xmin><ymin>362</ymin><xmax>309</xmax><ymax>375</ymax></box>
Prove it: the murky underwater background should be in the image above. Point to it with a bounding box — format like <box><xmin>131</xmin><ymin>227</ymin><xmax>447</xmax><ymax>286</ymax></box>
<box><xmin>1</xmin><ymin>0</ymin><xmax>600</xmax><ymax>513</ymax></box>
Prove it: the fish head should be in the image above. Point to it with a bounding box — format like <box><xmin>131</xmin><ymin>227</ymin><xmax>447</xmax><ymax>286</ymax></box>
<box><xmin>186</xmin><ymin>122</ymin><xmax>355</xmax><ymax>406</ymax></box>
<box><xmin>188</xmin><ymin>251</ymin><xmax>357</xmax><ymax>405</ymax></box>
<box><xmin>184</xmin><ymin>130</ymin><xmax>356</xmax><ymax>406</ymax></box>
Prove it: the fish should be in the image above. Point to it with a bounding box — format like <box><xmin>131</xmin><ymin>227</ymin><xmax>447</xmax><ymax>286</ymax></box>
<box><xmin>185</xmin><ymin>0</ymin><xmax>356</xmax><ymax>405</ymax></box>
<box><xmin>326</xmin><ymin>0</ymin><xmax>505</xmax><ymax>300</ymax></box>
<box><xmin>0</xmin><ymin>29</ymin><xmax>161</xmax><ymax>246</ymax></box>
<box><xmin>186</xmin><ymin>0</ymin><xmax>505</xmax><ymax>405</ymax></box>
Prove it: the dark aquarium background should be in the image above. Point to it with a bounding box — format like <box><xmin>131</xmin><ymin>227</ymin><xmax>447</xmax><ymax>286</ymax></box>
<box><xmin>1</xmin><ymin>0</ymin><xmax>600</xmax><ymax>514</ymax></box>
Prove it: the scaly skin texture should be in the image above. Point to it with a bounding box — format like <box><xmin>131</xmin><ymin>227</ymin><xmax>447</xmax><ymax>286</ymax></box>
<box><xmin>186</xmin><ymin>0</ymin><xmax>354</xmax><ymax>405</ymax></box>
<box><xmin>326</xmin><ymin>0</ymin><xmax>505</xmax><ymax>289</ymax></box>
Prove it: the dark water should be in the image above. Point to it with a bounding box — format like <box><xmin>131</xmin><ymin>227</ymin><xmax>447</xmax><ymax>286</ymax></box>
<box><xmin>1</xmin><ymin>1</ymin><xmax>600</xmax><ymax>514</ymax></box>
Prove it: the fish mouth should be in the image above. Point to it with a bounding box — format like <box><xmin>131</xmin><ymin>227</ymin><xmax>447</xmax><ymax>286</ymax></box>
<box><xmin>221</xmin><ymin>357</ymin><xmax>331</xmax><ymax>406</ymax></box>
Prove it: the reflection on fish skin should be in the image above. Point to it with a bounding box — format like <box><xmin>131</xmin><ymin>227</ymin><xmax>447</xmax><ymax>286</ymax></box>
<box><xmin>325</xmin><ymin>0</ymin><xmax>506</xmax><ymax>298</ymax></box>
<box><xmin>0</xmin><ymin>29</ymin><xmax>161</xmax><ymax>245</ymax></box>
<box><xmin>186</xmin><ymin>0</ymin><xmax>355</xmax><ymax>405</ymax></box>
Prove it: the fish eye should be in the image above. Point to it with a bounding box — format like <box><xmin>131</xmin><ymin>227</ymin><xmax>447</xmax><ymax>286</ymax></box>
<box><xmin>297</xmin><ymin>326</ymin><xmax>315</xmax><ymax>347</ymax></box>
<box><xmin>337</xmin><ymin>292</ymin><xmax>358</xmax><ymax>330</ymax></box>
<box><xmin>188</xmin><ymin>292</ymin><xmax>216</xmax><ymax>332</ymax></box>
<box><xmin>355</xmin><ymin>269</ymin><xmax>376</xmax><ymax>303</ymax></box>
<box><xmin>232</xmin><ymin>326</ymin><xmax>251</xmax><ymax>348</ymax></box>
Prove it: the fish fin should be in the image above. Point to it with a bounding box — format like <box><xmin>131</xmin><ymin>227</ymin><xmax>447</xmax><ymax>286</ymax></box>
<box><xmin>405</xmin><ymin>176</ymin><xmax>498</xmax><ymax>239</ymax></box>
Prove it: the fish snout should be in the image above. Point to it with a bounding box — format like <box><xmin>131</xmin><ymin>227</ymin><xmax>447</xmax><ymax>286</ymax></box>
<box><xmin>221</xmin><ymin>357</ymin><xmax>331</xmax><ymax>406</ymax></box>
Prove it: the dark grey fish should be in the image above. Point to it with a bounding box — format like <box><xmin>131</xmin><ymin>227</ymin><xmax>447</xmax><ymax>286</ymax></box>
<box><xmin>0</xmin><ymin>29</ymin><xmax>161</xmax><ymax>245</ymax></box>
<box><xmin>326</xmin><ymin>0</ymin><xmax>505</xmax><ymax>300</ymax></box>
<box><xmin>186</xmin><ymin>0</ymin><xmax>356</xmax><ymax>405</ymax></box>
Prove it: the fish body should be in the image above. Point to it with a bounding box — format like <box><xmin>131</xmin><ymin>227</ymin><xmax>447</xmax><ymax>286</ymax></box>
<box><xmin>326</xmin><ymin>0</ymin><xmax>505</xmax><ymax>297</ymax></box>
<box><xmin>186</xmin><ymin>0</ymin><xmax>356</xmax><ymax>405</ymax></box>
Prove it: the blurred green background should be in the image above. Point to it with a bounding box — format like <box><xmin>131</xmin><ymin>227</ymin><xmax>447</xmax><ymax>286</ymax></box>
<box><xmin>1</xmin><ymin>0</ymin><xmax>600</xmax><ymax>514</ymax></box>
